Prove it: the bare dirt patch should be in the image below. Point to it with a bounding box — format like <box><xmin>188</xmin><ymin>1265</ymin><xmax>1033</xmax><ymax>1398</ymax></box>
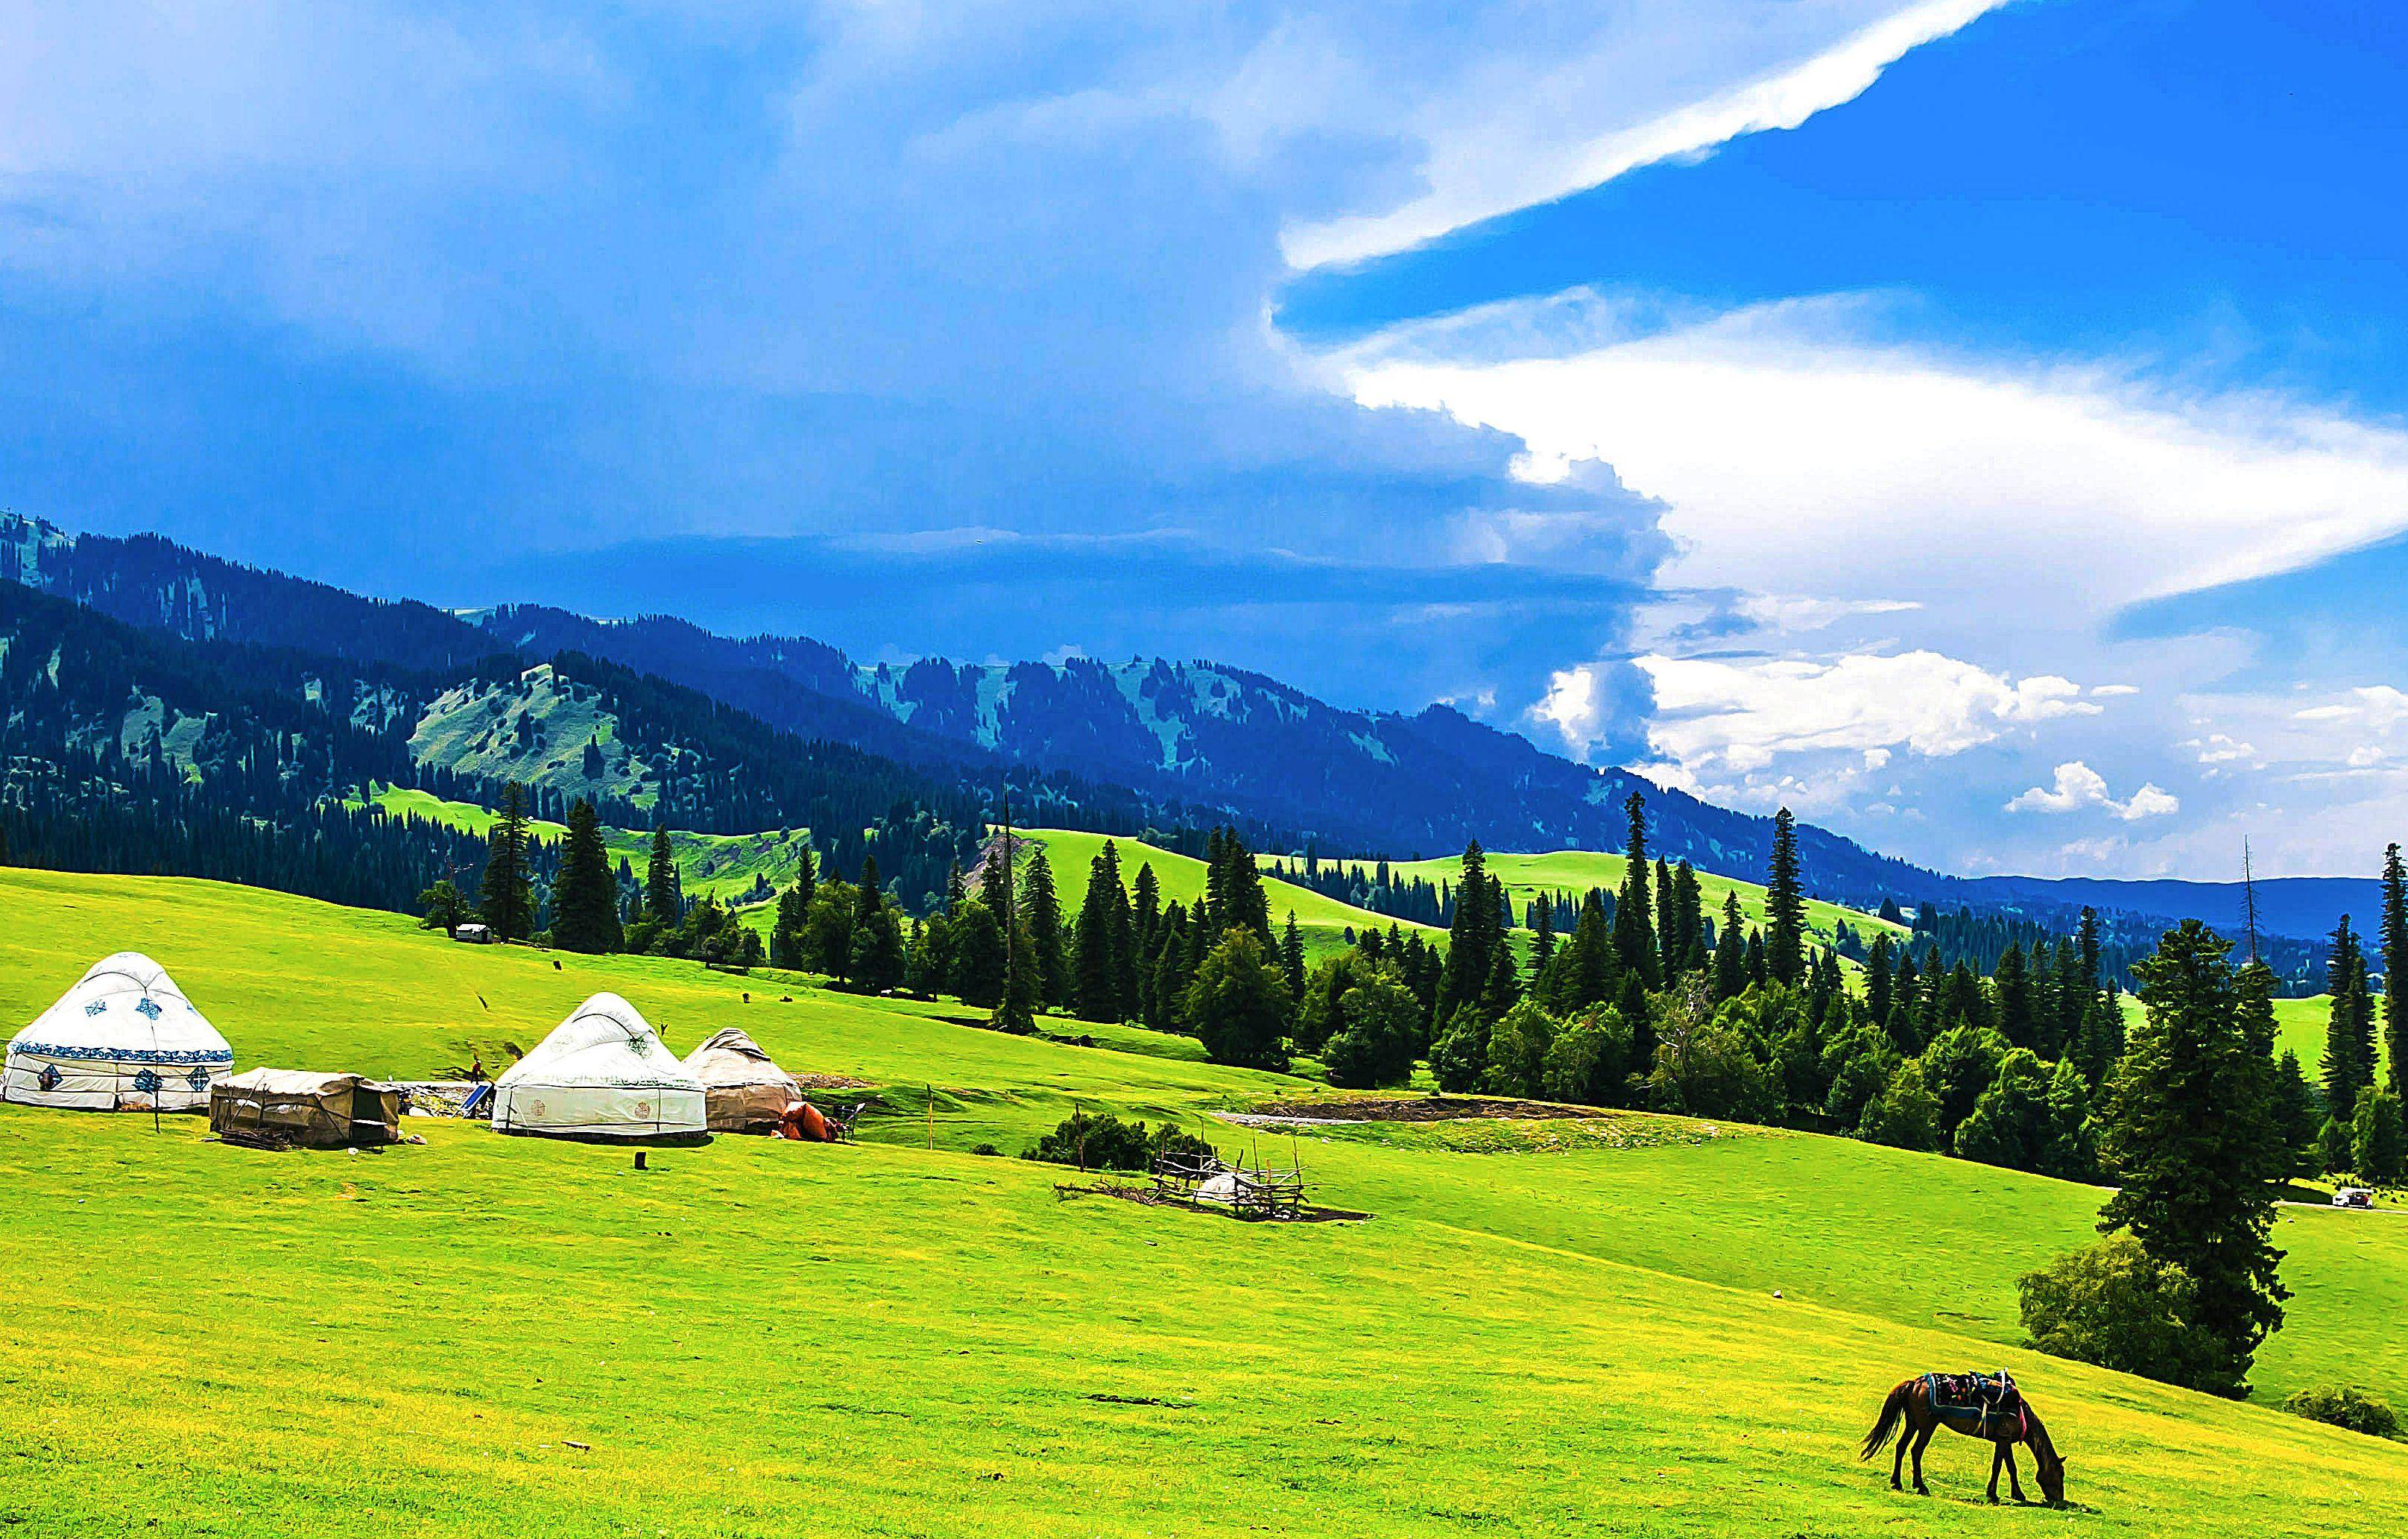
<box><xmin>1231</xmin><ymin>1096</ymin><xmax>1605</xmax><ymax>1126</ymax></box>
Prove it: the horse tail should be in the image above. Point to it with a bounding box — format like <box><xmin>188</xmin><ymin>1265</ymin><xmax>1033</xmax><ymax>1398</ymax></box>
<box><xmin>1859</xmin><ymin>1381</ymin><xmax>1910</xmax><ymax>1461</ymax></box>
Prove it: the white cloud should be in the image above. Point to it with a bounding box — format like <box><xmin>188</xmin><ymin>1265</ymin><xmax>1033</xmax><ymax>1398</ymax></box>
<box><xmin>1342</xmin><ymin>294</ymin><xmax>2408</xmax><ymax>631</ymax></box>
<box><xmin>1281</xmin><ymin>0</ymin><xmax>2010</xmax><ymax>268</ymax></box>
<box><xmin>2184</xmin><ymin>733</ymin><xmax>2256</xmax><ymax>765</ymax></box>
<box><xmin>1734</xmin><ymin>592</ymin><xmax>1921</xmax><ymax>632</ymax></box>
<box><xmin>1530</xmin><ymin>664</ymin><xmax>1609</xmax><ymax>748</ymax></box>
<box><xmin>2006</xmin><ymin>762</ymin><xmax>2179</xmax><ymax>821</ymax></box>
<box><xmin>1631</xmin><ymin>648</ymin><xmax>2096</xmax><ymax>775</ymax></box>
<box><xmin>2090</xmin><ymin>683</ymin><xmax>2140</xmax><ymax>698</ymax></box>
<box><xmin>2294</xmin><ymin>685</ymin><xmax>2408</xmax><ymax>730</ymax></box>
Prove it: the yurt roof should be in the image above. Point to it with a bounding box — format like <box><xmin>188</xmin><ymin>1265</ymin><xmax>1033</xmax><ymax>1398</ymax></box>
<box><xmin>683</xmin><ymin>1026</ymin><xmax>799</xmax><ymax>1085</ymax></box>
<box><xmin>498</xmin><ymin>993</ymin><xmax>698</xmax><ymax>1091</ymax></box>
<box><xmin>8</xmin><ymin>952</ymin><xmax>230</xmax><ymax>1064</ymax></box>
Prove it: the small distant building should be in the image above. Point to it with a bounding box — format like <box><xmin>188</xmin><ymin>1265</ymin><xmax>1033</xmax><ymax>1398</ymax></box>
<box><xmin>452</xmin><ymin>923</ymin><xmax>492</xmax><ymax>944</ymax></box>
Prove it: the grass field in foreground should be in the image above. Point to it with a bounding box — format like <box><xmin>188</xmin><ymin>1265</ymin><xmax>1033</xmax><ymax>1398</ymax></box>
<box><xmin>3</xmin><ymin>868</ymin><xmax>2407</xmax><ymax>1538</ymax></box>
<box><xmin>1021</xmin><ymin>827</ymin><xmax>1435</xmax><ymax>958</ymax></box>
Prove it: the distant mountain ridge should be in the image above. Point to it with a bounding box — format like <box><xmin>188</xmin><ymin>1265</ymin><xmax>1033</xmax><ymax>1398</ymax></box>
<box><xmin>6</xmin><ymin>511</ymin><xmax>2370</xmax><ymax>944</ymax></box>
<box><xmin>470</xmin><ymin>600</ymin><xmax>1953</xmax><ymax>897</ymax></box>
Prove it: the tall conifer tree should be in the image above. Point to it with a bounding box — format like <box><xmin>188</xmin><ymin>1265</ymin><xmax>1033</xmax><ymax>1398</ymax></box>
<box><xmin>550</xmin><ymin>799</ymin><xmax>622</xmax><ymax>953</ymax></box>
<box><xmin>1613</xmin><ymin>794</ymin><xmax>1659</xmax><ymax>987</ymax></box>
<box><xmin>1766</xmin><ymin>806</ymin><xmax>1806</xmax><ymax>986</ymax></box>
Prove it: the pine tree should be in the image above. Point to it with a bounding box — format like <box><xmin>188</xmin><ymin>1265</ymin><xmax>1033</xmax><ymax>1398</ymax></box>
<box><xmin>1020</xmin><ymin>847</ymin><xmax>1069</xmax><ymax>1006</ymax></box>
<box><xmin>2385</xmin><ymin>843</ymin><xmax>2408</xmax><ymax>1105</ymax></box>
<box><xmin>1186</xmin><ymin>929</ymin><xmax>1291</xmax><ymax>1071</ymax></box>
<box><xmin>1866</xmin><ymin>933</ymin><xmax>1895</xmax><ymax>1023</ymax></box>
<box><xmin>980</xmin><ymin>835</ymin><xmax>1011</xmax><ymax>914</ymax></box>
<box><xmin>1613</xmin><ymin>795</ymin><xmax>1658</xmax><ymax>987</ymax></box>
<box><xmin>549</xmin><ymin>799</ymin><xmax>622</xmax><ymax>953</ymax></box>
<box><xmin>645</xmin><ymin>823</ymin><xmax>680</xmax><ymax>926</ymax></box>
<box><xmin>1766</xmin><ymin>806</ymin><xmax>1806</xmax><ymax>986</ymax></box>
<box><xmin>1991</xmin><ymin>943</ymin><xmax>2035</xmax><ymax>1051</ymax></box>
<box><xmin>1667</xmin><ymin>861</ymin><xmax>1707</xmax><ymax>975</ymax></box>
<box><xmin>1565</xmin><ymin>888</ymin><xmax>1618</xmax><ymax>1008</ymax></box>
<box><xmin>478</xmin><ymin>782</ymin><xmax>534</xmax><ymax>942</ymax></box>
<box><xmin>847</xmin><ymin>853</ymin><xmax>906</xmax><ymax>992</ymax></box>
<box><xmin>1131</xmin><ymin>862</ymin><xmax>1162</xmax><ymax>952</ymax></box>
<box><xmin>1102</xmin><ymin>841</ymin><xmax>1140</xmax><ymax>1009</ymax></box>
<box><xmin>2100</xmin><ymin>920</ymin><xmax>2288</xmax><ymax>1397</ymax></box>
<box><xmin>1437</xmin><ymin>841</ymin><xmax>1497</xmax><ymax>1019</ymax></box>
<box><xmin>1280</xmin><ymin>911</ymin><xmax>1306</xmax><ymax>999</ymax></box>
<box><xmin>2269</xmin><ymin>1050</ymin><xmax>2320</xmax><ymax>1179</ymax></box>
<box><xmin>1530</xmin><ymin>899</ymin><xmax>1557</xmax><ymax>974</ymax></box>
<box><xmin>1073</xmin><ymin>849</ymin><xmax>1125</xmax><ymax>1022</ymax></box>
<box><xmin>2325</xmin><ymin>916</ymin><xmax>2375</xmax><ymax>1118</ymax></box>
<box><xmin>1711</xmin><ymin>891</ymin><xmax>1748</xmax><ymax>1002</ymax></box>
<box><xmin>2353</xmin><ymin>1086</ymin><xmax>2407</xmax><ymax>1185</ymax></box>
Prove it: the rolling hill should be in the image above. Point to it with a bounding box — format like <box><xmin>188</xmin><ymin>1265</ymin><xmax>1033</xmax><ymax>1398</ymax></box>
<box><xmin>1017</xmin><ymin>827</ymin><xmax>1440</xmax><ymax>958</ymax></box>
<box><xmin>0</xmin><ymin>868</ymin><xmax>2403</xmax><ymax>1539</ymax></box>
<box><xmin>1316</xmin><ymin>848</ymin><xmax>1910</xmax><ymax>955</ymax></box>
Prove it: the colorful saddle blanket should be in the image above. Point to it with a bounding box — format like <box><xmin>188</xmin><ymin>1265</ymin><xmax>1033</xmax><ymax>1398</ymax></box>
<box><xmin>1925</xmin><ymin>1371</ymin><xmax>2022</xmax><ymax>1428</ymax></box>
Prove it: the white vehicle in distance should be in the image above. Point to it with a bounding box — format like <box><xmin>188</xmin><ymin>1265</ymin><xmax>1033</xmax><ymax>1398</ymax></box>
<box><xmin>2331</xmin><ymin>1187</ymin><xmax>2375</xmax><ymax>1210</ymax></box>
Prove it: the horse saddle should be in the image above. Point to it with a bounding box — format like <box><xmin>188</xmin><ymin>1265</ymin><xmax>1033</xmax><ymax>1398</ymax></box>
<box><xmin>1926</xmin><ymin>1371</ymin><xmax>2020</xmax><ymax>1421</ymax></box>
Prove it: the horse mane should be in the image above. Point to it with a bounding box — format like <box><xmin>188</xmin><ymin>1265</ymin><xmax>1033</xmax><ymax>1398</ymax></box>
<box><xmin>2020</xmin><ymin>1399</ymin><xmax>2060</xmax><ymax>1464</ymax></box>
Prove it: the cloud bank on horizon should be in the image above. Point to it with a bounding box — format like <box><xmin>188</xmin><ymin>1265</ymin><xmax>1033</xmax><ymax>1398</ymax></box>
<box><xmin>4</xmin><ymin>0</ymin><xmax>2404</xmax><ymax>879</ymax></box>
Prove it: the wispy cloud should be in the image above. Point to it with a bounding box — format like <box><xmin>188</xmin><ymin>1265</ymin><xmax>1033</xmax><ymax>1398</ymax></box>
<box><xmin>1281</xmin><ymin>0</ymin><xmax>2012</xmax><ymax>268</ymax></box>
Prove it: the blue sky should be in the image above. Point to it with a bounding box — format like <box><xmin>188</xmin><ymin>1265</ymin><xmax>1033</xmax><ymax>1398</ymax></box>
<box><xmin>5</xmin><ymin>0</ymin><xmax>2407</xmax><ymax>877</ymax></box>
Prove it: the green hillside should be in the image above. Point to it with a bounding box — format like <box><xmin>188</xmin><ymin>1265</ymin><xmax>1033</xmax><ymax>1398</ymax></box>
<box><xmin>1324</xmin><ymin>848</ymin><xmax>1909</xmax><ymax>952</ymax></box>
<box><xmin>364</xmin><ymin>786</ymin><xmax>812</xmax><ymax>932</ymax></box>
<box><xmin>2120</xmin><ymin>992</ymin><xmax>2390</xmax><ymax>1081</ymax></box>
<box><xmin>1020</xmin><ymin>827</ymin><xmax>1437</xmax><ymax>957</ymax></box>
<box><xmin>1</xmin><ymin>868</ymin><xmax>2404</xmax><ymax>1538</ymax></box>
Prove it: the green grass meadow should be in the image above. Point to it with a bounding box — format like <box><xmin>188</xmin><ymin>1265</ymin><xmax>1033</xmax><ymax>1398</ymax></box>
<box><xmin>1324</xmin><ymin>848</ymin><xmax>1908</xmax><ymax>951</ymax></box>
<box><xmin>1023</xmin><ymin>827</ymin><xmax>1435</xmax><ymax>957</ymax></box>
<box><xmin>3</xmin><ymin>869</ymin><xmax>2405</xmax><ymax>1537</ymax></box>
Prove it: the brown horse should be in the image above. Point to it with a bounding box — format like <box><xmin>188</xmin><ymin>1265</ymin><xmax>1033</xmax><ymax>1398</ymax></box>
<box><xmin>1861</xmin><ymin>1375</ymin><xmax>2066</xmax><ymax>1506</ymax></box>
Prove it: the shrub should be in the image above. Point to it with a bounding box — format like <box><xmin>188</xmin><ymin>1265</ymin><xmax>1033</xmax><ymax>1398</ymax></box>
<box><xmin>2017</xmin><ymin>1235</ymin><xmax>2211</xmax><ymax>1386</ymax></box>
<box><xmin>2282</xmin><ymin>1385</ymin><xmax>2400</xmax><ymax>1439</ymax></box>
<box><xmin>1542</xmin><ymin>1007</ymin><xmax>1630</xmax><ymax>1107</ymax></box>
<box><xmin>1428</xmin><ymin>1009</ymin><xmax>1488</xmax><ymax>1094</ymax></box>
<box><xmin>1321</xmin><ymin>971</ymin><xmax>1422</xmax><ymax>1090</ymax></box>
<box><xmin>1483</xmin><ymin>999</ymin><xmax>1558</xmax><ymax>1099</ymax></box>
<box><xmin>1021</xmin><ymin>1112</ymin><xmax>1214</xmax><ymax>1172</ymax></box>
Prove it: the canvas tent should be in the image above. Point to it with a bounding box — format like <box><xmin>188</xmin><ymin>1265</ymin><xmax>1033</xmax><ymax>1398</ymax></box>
<box><xmin>682</xmin><ymin>1026</ymin><xmax>802</xmax><ymax>1132</ymax></box>
<box><xmin>491</xmin><ymin>993</ymin><xmax>707</xmax><ymax>1143</ymax></box>
<box><xmin>3</xmin><ymin>952</ymin><xmax>233</xmax><ymax>1112</ymax></box>
<box><xmin>210</xmin><ymin>1069</ymin><xmax>404</xmax><ymax>1148</ymax></box>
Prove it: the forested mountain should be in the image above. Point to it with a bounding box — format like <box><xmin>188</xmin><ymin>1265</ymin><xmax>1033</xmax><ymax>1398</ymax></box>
<box><xmin>1</xmin><ymin>512</ymin><xmax>2382</xmax><ymax>965</ymax></box>
<box><xmin>5</xmin><ymin>513</ymin><xmax>1951</xmax><ymax>905</ymax></box>
<box><xmin>473</xmin><ymin>601</ymin><xmax>1949</xmax><ymax>901</ymax></box>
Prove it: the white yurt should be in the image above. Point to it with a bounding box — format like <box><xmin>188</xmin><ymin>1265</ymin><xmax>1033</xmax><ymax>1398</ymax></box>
<box><xmin>682</xmin><ymin>1026</ymin><xmax>803</xmax><ymax>1133</ymax></box>
<box><xmin>3</xmin><ymin>952</ymin><xmax>234</xmax><ymax>1111</ymax></box>
<box><xmin>490</xmin><ymin>993</ymin><xmax>707</xmax><ymax>1143</ymax></box>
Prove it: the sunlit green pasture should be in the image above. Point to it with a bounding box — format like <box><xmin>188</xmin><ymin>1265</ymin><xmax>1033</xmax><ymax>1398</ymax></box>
<box><xmin>2</xmin><ymin>868</ymin><xmax>2405</xmax><ymax>1538</ymax></box>
<box><xmin>1020</xmin><ymin>827</ymin><xmax>1433</xmax><ymax>957</ymax></box>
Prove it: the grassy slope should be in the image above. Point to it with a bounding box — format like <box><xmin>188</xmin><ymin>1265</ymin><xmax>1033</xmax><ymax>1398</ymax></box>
<box><xmin>1021</xmin><ymin>827</ymin><xmax>1435</xmax><ymax>958</ymax></box>
<box><xmin>2123</xmin><ymin>992</ymin><xmax>2391</xmax><ymax>1080</ymax></box>
<box><xmin>1326</xmin><ymin>848</ymin><xmax>1909</xmax><ymax>953</ymax></box>
<box><xmin>368</xmin><ymin>786</ymin><xmax>812</xmax><ymax>932</ymax></box>
<box><xmin>3</xmin><ymin>868</ymin><xmax>2405</xmax><ymax>1538</ymax></box>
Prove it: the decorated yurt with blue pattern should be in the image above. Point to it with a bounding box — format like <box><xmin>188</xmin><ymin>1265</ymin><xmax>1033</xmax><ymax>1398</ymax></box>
<box><xmin>3</xmin><ymin>952</ymin><xmax>233</xmax><ymax>1112</ymax></box>
<box><xmin>491</xmin><ymin>992</ymin><xmax>707</xmax><ymax>1143</ymax></box>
